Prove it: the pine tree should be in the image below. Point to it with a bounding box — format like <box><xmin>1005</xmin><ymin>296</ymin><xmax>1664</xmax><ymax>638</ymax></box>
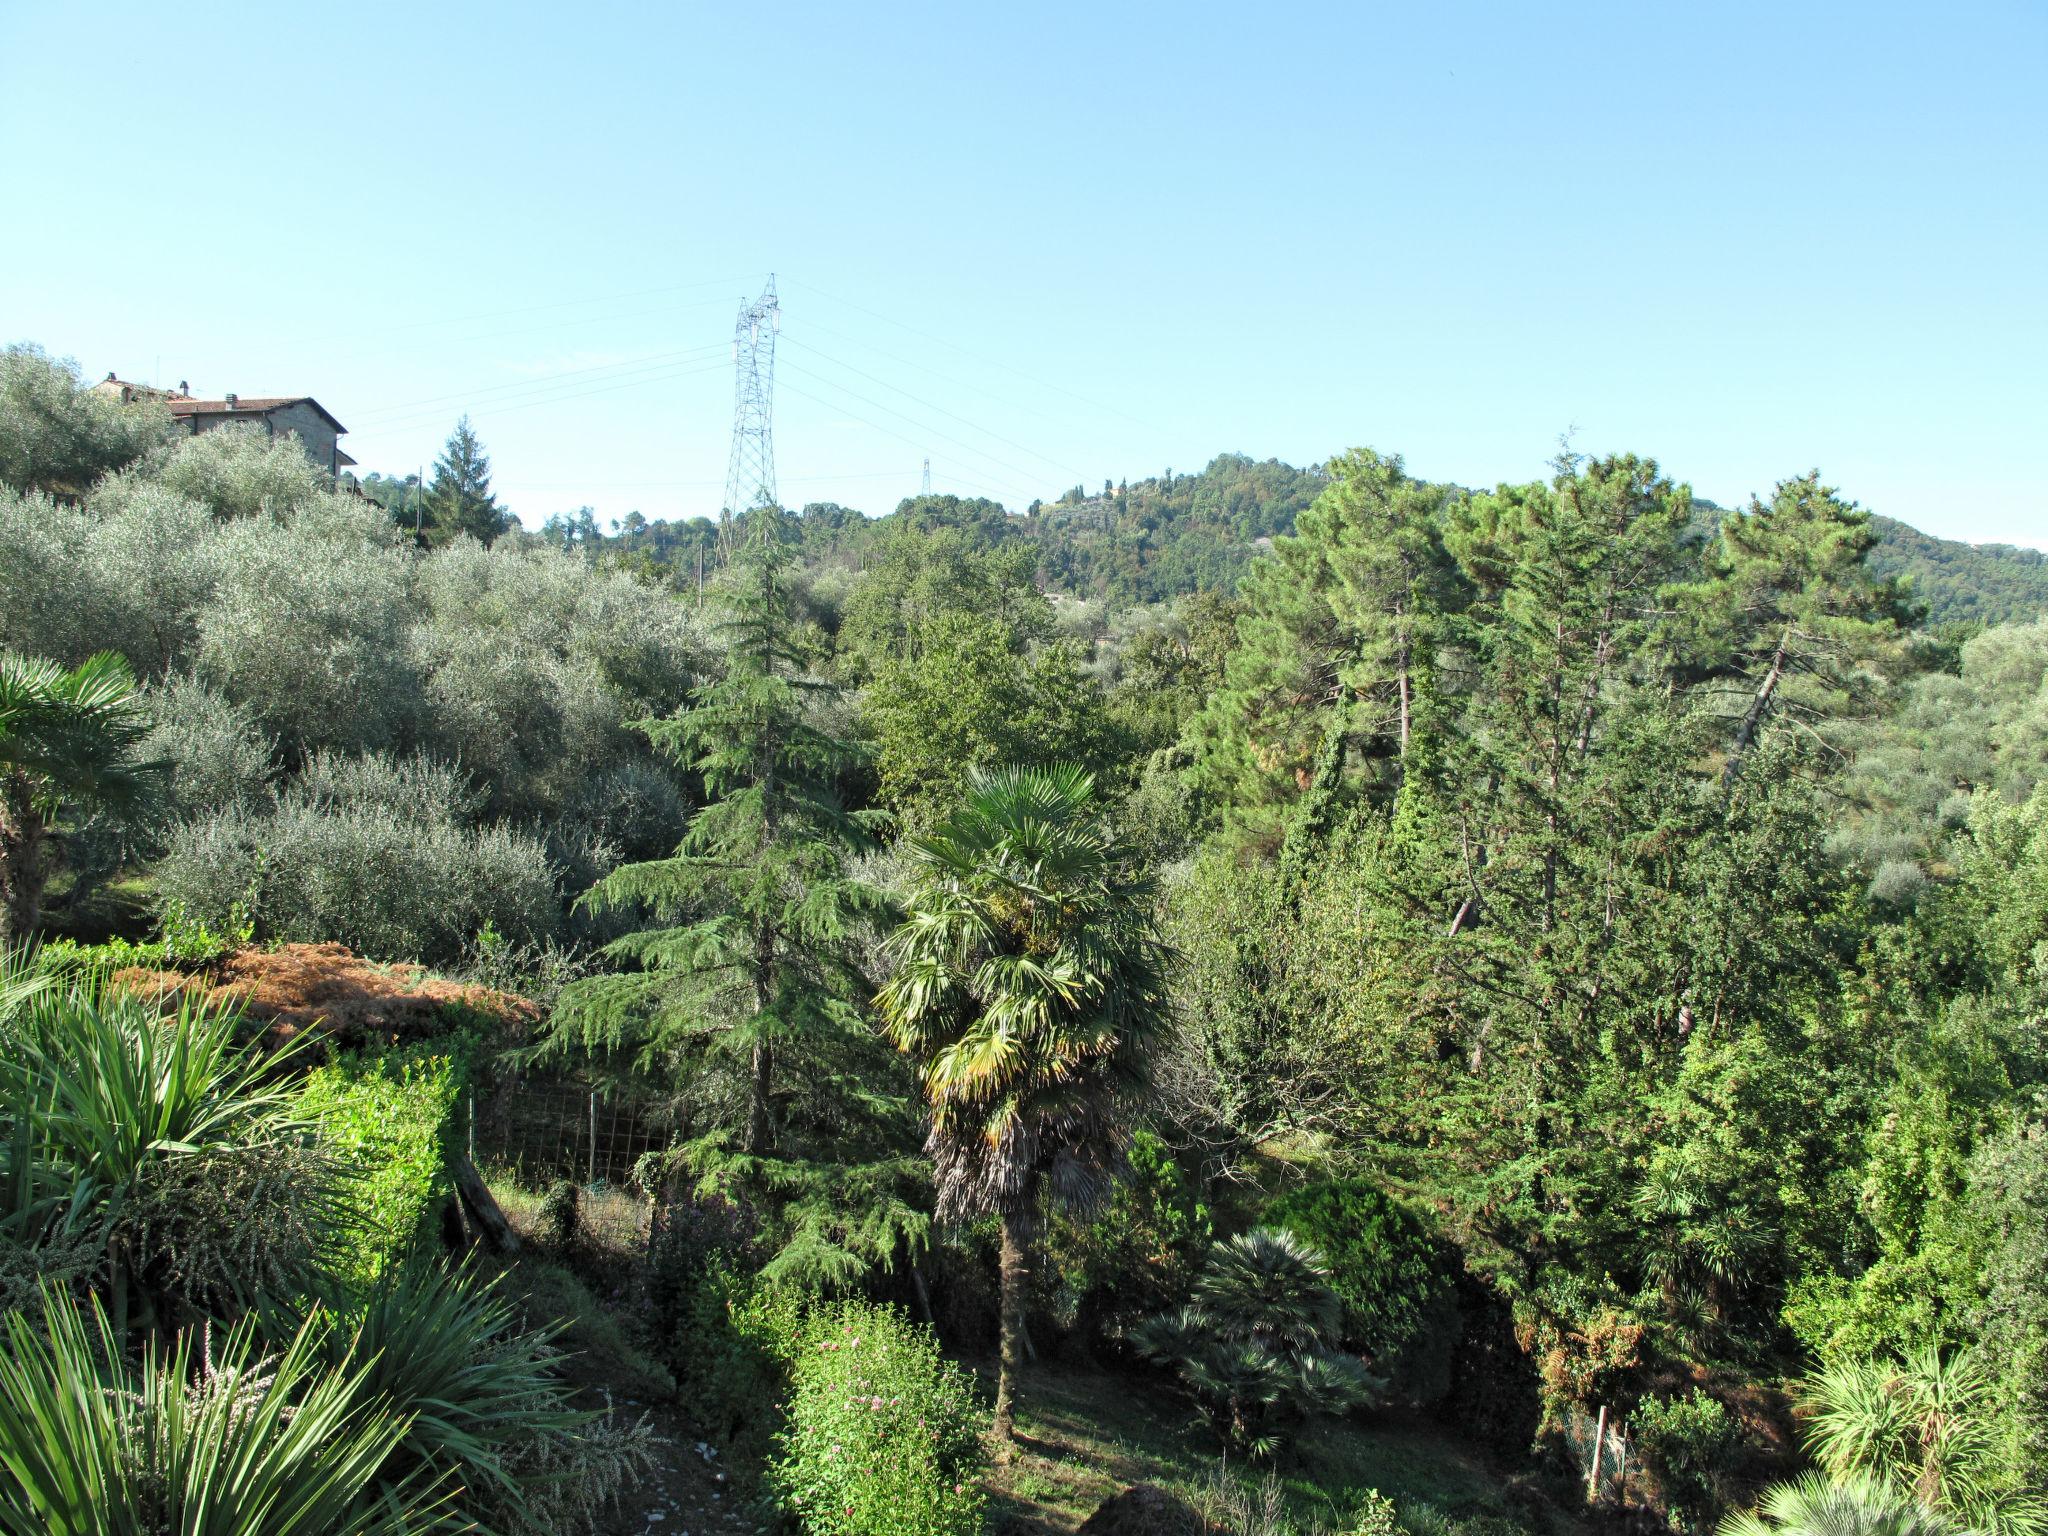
<box><xmin>551</xmin><ymin>509</ymin><xmax>922</xmax><ymax>1283</ymax></box>
<box><xmin>425</xmin><ymin>415</ymin><xmax>506</xmax><ymax>545</ymax></box>
<box><xmin>1677</xmin><ymin>472</ymin><xmax>1911</xmax><ymax>783</ymax></box>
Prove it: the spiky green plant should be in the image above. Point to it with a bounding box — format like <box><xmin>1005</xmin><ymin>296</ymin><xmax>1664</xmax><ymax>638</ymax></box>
<box><xmin>313</xmin><ymin>1257</ymin><xmax>654</xmax><ymax>1532</ymax></box>
<box><xmin>0</xmin><ymin>962</ymin><xmax>344</xmax><ymax>1331</ymax></box>
<box><xmin>1803</xmin><ymin>1349</ymin><xmax>2047</xmax><ymax>1536</ymax></box>
<box><xmin>0</xmin><ymin>1286</ymin><xmax>437</xmax><ymax>1536</ymax></box>
<box><xmin>1133</xmin><ymin>1227</ymin><xmax>1379</xmax><ymax>1455</ymax></box>
<box><xmin>1720</xmin><ymin>1473</ymin><xmax>1956</xmax><ymax>1536</ymax></box>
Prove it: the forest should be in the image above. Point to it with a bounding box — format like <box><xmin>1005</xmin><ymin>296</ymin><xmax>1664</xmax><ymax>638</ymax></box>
<box><xmin>2</xmin><ymin>339</ymin><xmax>2045</xmax><ymax>1536</ymax></box>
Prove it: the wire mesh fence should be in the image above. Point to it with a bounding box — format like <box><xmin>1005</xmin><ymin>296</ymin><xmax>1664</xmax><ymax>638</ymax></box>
<box><xmin>1559</xmin><ymin>1402</ymin><xmax>1641</xmax><ymax>1508</ymax></box>
<box><xmin>467</xmin><ymin>1069</ymin><xmax>669</xmax><ymax>1252</ymax></box>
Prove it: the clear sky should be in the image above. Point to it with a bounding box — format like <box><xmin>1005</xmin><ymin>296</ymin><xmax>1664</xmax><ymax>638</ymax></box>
<box><xmin>3</xmin><ymin>1</ymin><xmax>2042</xmax><ymax>544</ymax></box>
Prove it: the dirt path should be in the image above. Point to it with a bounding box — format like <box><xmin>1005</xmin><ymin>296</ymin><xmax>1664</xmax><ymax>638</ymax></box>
<box><xmin>596</xmin><ymin>1397</ymin><xmax>761</xmax><ymax>1536</ymax></box>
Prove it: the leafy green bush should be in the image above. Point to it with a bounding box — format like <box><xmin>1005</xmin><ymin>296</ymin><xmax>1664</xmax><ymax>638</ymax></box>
<box><xmin>770</xmin><ymin>1298</ymin><xmax>987</xmax><ymax>1536</ymax></box>
<box><xmin>1634</xmin><ymin>1390</ymin><xmax>1741</xmax><ymax>1534</ymax></box>
<box><xmin>1264</xmin><ymin>1179</ymin><xmax>1456</xmax><ymax>1398</ymax></box>
<box><xmin>1044</xmin><ymin>1127</ymin><xmax>1213</xmax><ymax>1342</ymax></box>
<box><xmin>297</xmin><ymin>1043</ymin><xmax>464</xmax><ymax>1288</ymax></box>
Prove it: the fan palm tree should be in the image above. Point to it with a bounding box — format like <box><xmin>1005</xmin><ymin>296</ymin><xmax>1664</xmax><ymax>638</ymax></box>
<box><xmin>876</xmin><ymin>762</ymin><xmax>1169</xmax><ymax>1445</ymax></box>
<box><xmin>1133</xmin><ymin>1228</ymin><xmax>1378</xmax><ymax>1454</ymax></box>
<box><xmin>1801</xmin><ymin>1348</ymin><xmax>2047</xmax><ymax>1536</ymax></box>
<box><xmin>0</xmin><ymin>651</ymin><xmax>162</xmax><ymax>949</ymax></box>
<box><xmin>1720</xmin><ymin>1473</ymin><xmax>1956</xmax><ymax>1536</ymax></box>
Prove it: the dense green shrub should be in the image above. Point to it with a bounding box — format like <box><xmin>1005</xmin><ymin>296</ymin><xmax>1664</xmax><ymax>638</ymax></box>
<box><xmin>0</xmin><ymin>343</ymin><xmax>170</xmax><ymax>498</ymax></box>
<box><xmin>663</xmin><ymin>1262</ymin><xmax>803</xmax><ymax>1476</ymax></box>
<box><xmin>195</xmin><ymin>508</ymin><xmax>422</xmax><ymax>758</ymax></box>
<box><xmin>770</xmin><ymin>1298</ymin><xmax>987</xmax><ymax>1536</ymax></box>
<box><xmin>1633</xmin><ymin>1390</ymin><xmax>1741</xmax><ymax>1534</ymax></box>
<box><xmin>0</xmin><ymin>483</ymin><xmax>228</xmax><ymax>679</ymax></box>
<box><xmin>137</xmin><ymin>674</ymin><xmax>275</xmax><ymax>830</ymax></box>
<box><xmin>1970</xmin><ymin>1106</ymin><xmax>2048</xmax><ymax>1489</ymax></box>
<box><xmin>144</xmin><ymin>422</ymin><xmax>332</xmax><ymax>521</ymax></box>
<box><xmin>157</xmin><ymin>763</ymin><xmax>561</xmax><ymax>964</ymax></box>
<box><xmin>1264</xmin><ymin>1179</ymin><xmax>1457</xmax><ymax>1398</ymax></box>
<box><xmin>297</xmin><ymin>1043</ymin><xmax>464</xmax><ymax>1287</ymax></box>
<box><xmin>1044</xmin><ymin>1127</ymin><xmax>1213</xmax><ymax>1342</ymax></box>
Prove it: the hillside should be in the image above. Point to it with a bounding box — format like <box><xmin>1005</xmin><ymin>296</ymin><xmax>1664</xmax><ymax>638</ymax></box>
<box><xmin>1869</xmin><ymin>514</ymin><xmax>2048</xmax><ymax>627</ymax></box>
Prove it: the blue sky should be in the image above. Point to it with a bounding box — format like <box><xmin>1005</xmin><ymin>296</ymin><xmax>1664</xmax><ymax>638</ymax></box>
<box><xmin>3</xmin><ymin>1</ymin><xmax>2042</xmax><ymax>544</ymax></box>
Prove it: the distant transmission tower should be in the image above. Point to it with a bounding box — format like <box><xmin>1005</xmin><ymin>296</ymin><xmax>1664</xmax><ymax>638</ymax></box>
<box><xmin>720</xmin><ymin>275</ymin><xmax>780</xmax><ymax>558</ymax></box>
<box><xmin>920</xmin><ymin>457</ymin><xmax>931</xmax><ymax>495</ymax></box>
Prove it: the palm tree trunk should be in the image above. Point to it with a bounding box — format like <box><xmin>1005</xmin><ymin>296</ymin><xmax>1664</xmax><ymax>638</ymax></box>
<box><xmin>993</xmin><ymin>1199</ymin><xmax>1029</xmax><ymax>1448</ymax></box>
<box><xmin>0</xmin><ymin>782</ymin><xmax>47</xmax><ymax>954</ymax></box>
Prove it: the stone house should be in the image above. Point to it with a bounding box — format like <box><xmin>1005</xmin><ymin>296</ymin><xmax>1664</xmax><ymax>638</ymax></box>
<box><xmin>94</xmin><ymin>375</ymin><xmax>355</xmax><ymax>476</ymax></box>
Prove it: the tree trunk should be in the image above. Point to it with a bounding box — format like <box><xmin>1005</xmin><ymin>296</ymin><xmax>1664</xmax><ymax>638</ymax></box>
<box><xmin>746</xmin><ymin>912</ymin><xmax>776</xmax><ymax>1154</ymax></box>
<box><xmin>993</xmin><ymin>1200</ymin><xmax>1030</xmax><ymax>1450</ymax></box>
<box><xmin>0</xmin><ymin>782</ymin><xmax>48</xmax><ymax>954</ymax></box>
<box><xmin>1723</xmin><ymin>628</ymin><xmax>1791</xmax><ymax>785</ymax></box>
<box><xmin>453</xmin><ymin>1155</ymin><xmax>521</xmax><ymax>1254</ymax></box>
<box><xmin>747</xmin><ymin>1036</ymin><xmax>773</xmax><ymax>1154</ymax></box>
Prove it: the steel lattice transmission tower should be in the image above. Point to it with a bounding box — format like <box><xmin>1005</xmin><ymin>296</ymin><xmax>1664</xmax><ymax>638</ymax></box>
<box><xmin>720</xmin><ymin>275</ymin><xmax>781</xmax><ymax>555</ymax></box>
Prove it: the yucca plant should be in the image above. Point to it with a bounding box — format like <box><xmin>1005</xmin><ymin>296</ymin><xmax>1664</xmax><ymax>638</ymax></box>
<box><xmin>1133</xmin><ymin>1227</ymin><xmax>1379</xmax><ymax>1455</ymax></box>
<box><xmin>310</xmin><ymin>1258</ymin><xmax>654</xmax><ymax>1534</ymax></box>
<box><xmin>0</xmin><ymin>1285</ymin><xmax>438</xmax><ymax>1536</ymax></box>
<box><xmin>0</xmin><ymin>964</ymin><xmax>344</xmax><ymax>1331</ymax></box>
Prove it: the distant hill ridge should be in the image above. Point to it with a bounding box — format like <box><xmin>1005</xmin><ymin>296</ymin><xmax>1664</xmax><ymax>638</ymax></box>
<box><xmin>1022</xmin><ymin>458</ymin><xmax>2048</xmax><ymax>628</ymax></box>
<box><xmin>1865</xmin><ymin>514</ymin><xmax>2048</xmax><ymax>628</ymax></box>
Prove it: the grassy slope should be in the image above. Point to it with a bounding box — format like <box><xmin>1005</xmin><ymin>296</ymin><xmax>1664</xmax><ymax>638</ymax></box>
<box><xmin>987</xmin><ymin>1364</ymin><xmax>1535</xmax><ymax>1536</ymax></box>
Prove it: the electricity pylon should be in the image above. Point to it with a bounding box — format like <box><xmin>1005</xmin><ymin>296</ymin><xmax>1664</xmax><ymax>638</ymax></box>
<box><xmin>720</xmin><ymin>275</ymin><xmax>780</xmax><ymax>558</ymax></box>
<box><xmin>921</xmin><ymin>457</ymin><xmax>931</xmax><ymax>495</ymax></box>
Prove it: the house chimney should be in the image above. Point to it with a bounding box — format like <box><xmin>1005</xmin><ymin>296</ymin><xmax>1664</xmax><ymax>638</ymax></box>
<box><xmin>225</xmin><ymin>393</ymin><xmax>238</xmax><ymax>410</ymax></box>
<box><xmin>104</xmin><ymin>371</ymin><xmax>115</xmax><ymax>382</ymax></box>
<box><xmin>178</xmin><ymin>380</ymin><xmax>189</xmax><ymax>396</ymax></box>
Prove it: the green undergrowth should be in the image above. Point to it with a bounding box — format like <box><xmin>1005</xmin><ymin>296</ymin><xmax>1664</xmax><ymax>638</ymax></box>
<box><xmin>297</xmin><ymin>1039</ymin><xmax>470</xmax><ymax>1289</ymax></box>
<box><xmin>485</xmin><ymin>1173</ymin><xmax>680</xmax><ymax>1405</ymax></box>
<box><xmin>989</xmin><ymin>1364</ymin><xmax>1549</xmax><ymax>1536</ymax></box>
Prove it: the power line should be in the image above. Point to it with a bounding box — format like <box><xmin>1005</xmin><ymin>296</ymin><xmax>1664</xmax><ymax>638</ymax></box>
<box><xmin>354</xmin><ymin>357</ymin><xmax>732</xmax><ymax>436</ymax></box>
<box><xmin>781</xmin><ymin>275</ymin><xmax>1170</xmax><ymax>436</ymax></box>
<box><xmin>278</xmin><ymin>275</ymin><xmax>750</xmax><ymax>350</ymax></box>
<box><xmin>325</xmin><ymin>296</ymin><xmax>739</xmax><ymax>369</ymax></box>
<box><xmin>350</xmin><ymin>342</ymin><xmax>730</xmax><ymax>425</ymax></box>
<box><xmin>776</xmin><ymin>355</ymin><xmax>1055</xmax><ymax>498</ymax></box>
<box><xmin>776</xmin><ymin>372</ymin><xmax>1034</xmax><ymax>505</ymax></box>
<box><xmin>780</xmin><ymin>331</ymin><xmax>1091</xmax><ymax>480</ymax></box>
